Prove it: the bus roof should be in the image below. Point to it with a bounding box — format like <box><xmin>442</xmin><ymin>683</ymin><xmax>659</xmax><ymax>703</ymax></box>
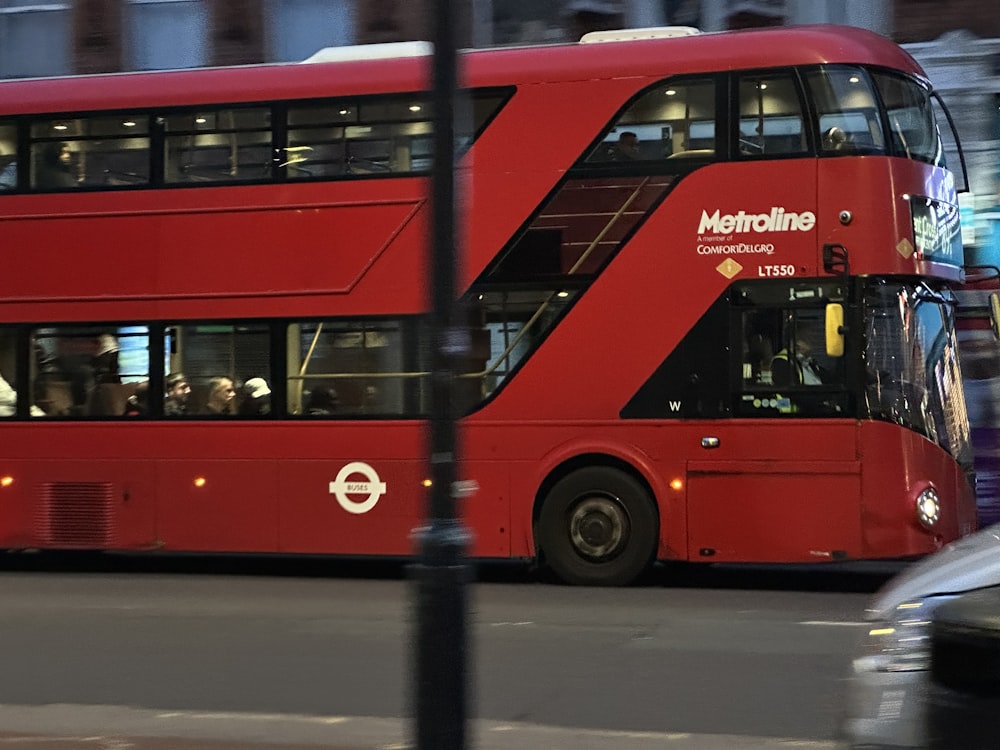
<box><xmin>0</xmin><ymin>25</ymin><xmax>926</xmax><ymax>116</ymax></box>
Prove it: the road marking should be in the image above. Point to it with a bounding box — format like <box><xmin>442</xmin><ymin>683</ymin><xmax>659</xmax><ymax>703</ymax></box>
<box><xmin>156</xmin><ymin>710</ymin><xmax>349</xmax><ymax>724</ymax></box>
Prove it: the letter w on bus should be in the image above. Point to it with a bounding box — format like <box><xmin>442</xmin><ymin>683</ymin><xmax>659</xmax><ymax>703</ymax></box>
<box><xmin>668</xmin><ymin>401</ymin><xmax>682</xmax><ymax>412</ymax></box>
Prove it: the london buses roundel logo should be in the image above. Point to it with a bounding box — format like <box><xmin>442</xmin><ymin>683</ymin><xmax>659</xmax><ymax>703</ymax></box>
<box><xmin>328</xmin><ymin>462</ymin><xmax>387</xmax><ymax>514</ymax></box>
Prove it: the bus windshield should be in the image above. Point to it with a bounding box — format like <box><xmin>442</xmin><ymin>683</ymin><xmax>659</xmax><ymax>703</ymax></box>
<box><xmin>863</xmin><ymin>280</ymin><xmax>972</xmax><ymax>469</ymax></box>
<box><xmin>871</xmin><ymin>70</ymin><xmax>946</xmax><ymax>166</ymax></box>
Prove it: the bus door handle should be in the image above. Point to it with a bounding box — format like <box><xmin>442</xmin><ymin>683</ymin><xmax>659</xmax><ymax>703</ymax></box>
<box><xmin>701</xmin><ymin>437</ymin><xmax>720</xmax><ymax>449</ymax></box>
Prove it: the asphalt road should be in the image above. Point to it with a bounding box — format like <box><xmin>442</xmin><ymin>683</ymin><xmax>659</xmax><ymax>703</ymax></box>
<box><xmin>0</xmin><ymin>554</ymin><xmax>899</xmax><ymax>748</ymax></box>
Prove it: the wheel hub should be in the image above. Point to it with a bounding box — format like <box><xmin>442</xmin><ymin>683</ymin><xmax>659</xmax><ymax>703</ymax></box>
<box><xmin>569</xmin><ymin>496</ymin><xmax>627</xmax><ymax>560</ymax></box>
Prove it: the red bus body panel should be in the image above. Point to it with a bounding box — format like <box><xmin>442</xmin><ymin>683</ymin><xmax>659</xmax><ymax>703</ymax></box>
<box><xmin>0</xmin><ymin>418</ymin><xmax>974</xmax><ymax>562</ymax></box>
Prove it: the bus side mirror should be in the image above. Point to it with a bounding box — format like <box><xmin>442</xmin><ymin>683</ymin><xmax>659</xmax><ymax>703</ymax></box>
<box><xmin>825</xmin><ymin>303</ymin><xmax>845</xmax><ymax>357</ymax></box>
<box><xmin>990</xmin><ymin>293</ymin><xmax>1000</xmax><ymax>340</ymax></box>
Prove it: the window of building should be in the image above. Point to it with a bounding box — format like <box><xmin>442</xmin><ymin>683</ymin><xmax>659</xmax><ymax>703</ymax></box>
<box><xmin>265</xmin><ymin>0</ymin><xmax>353</xmax><ymax>63</ymax></box>
<box><xmin>125</xmin><ymin>0</ymin><xmax>208</xmax><ymax>71</ymax></box>
<box><xmin>0</xmin><ymin>2</ymin><xmax>71</xmax><ymax>79</ymax></box>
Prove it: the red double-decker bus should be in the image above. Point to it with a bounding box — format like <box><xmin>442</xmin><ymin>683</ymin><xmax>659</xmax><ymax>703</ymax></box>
<box><xmin>0</xmin><ymin>24</ymin><xmax>978</xmax><ymax>585</ymax></box>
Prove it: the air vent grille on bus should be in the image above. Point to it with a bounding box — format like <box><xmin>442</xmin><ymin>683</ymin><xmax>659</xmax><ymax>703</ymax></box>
<box><xmin>37</xmin><ymin>482</ymin><xmax>117</xmax><ymax>548</ymax></box>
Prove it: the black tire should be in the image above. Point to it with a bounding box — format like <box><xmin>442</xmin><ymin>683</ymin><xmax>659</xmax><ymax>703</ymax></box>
<box><xmin>538</xmin><ymin>466</ymin><xmax>659</xmax><ymax>586</ymax></box>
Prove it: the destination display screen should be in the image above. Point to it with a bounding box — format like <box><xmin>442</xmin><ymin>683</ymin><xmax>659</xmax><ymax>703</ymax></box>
<box><xmin>911</xmin><ymin>195</ymin><xmax>963</xmax><ymax>267</ymax></box>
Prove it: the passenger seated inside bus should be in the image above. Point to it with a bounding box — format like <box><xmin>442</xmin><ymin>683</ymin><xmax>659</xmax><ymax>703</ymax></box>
<box><xmin>164</xmin><ymin>372</ymin><xmax>191</xmax><ymax>416</ymax></box>
<box><xmin>124</xmin><ymin>382</ymin><xmax>149</xmax><ymax>416</ymax></box>
<box><xmin>35</xmin><ymin>379</ymin><xmax>73</xmax><ymax>416</ymax></box>
<box><xmin>0</xmin><ymin>372</ymin><xmax>45</xmax><ymax>417</ymax></box>
<box><xmin>238</xmin><ymin>377</ymin><xmax>271</xmax><ymax>416</ymax></box>
<box><xmin>0</xmin><ymin>158</ymin><xmax>15</xmax><ymax>189</ymax></box>
<box><xmin>201</xmin><ymin>376</ymin><xmax>236</xmax><ymax>415</ymax></box>
<box><xmin>87</xmin><ymin>383</ymin><xmax>130</xmax><ymax>416</ymax></box>
<box><xmin>822</xmin><ymin>126</ymin><xmax>850</xmax><ymax>152</ymax></box>
<box><xmin>305</xmin><ymin>384</ymin><xmax>338</xmax><ymax>415</ymax></box>
<box><xmin>607</xmin><ymin>131</ymin><xmax>640</xmax><ymax>161</ymax></box>
<box><xmin>93</xmin><ymin>334</ymin><xmax>121</xmax><ymax>384</ymax></box>
<box><xmin>33</xmin><ymin>142</ymin><xmax>77</xmax><ymax>189</ymax></box>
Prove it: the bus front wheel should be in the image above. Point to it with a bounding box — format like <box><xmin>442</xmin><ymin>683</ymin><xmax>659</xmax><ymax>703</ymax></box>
<box><xmin>538</xmin><ymin>467</ymin><xmax>659</xmax><ymax>586</ymax></box>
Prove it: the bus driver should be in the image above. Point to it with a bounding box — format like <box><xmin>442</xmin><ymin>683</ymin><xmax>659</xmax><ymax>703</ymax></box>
<box><xmin>771</xmin><ymin>335</ymin><xmax>827</xmax><ymax>386</ymax></box>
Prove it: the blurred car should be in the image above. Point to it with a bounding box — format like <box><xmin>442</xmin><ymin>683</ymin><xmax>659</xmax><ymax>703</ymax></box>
<box><xmin>842</xmin><ymin>523</ymin><xmax>1000</xmax><ymax>749</ymax></box>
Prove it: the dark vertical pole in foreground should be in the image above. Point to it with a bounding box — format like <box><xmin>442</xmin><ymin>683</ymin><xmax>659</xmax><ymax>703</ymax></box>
<box><xmin>411</xmin><ymin>1</ymin><xmax>470</xmax><ymax>749</ymax></box>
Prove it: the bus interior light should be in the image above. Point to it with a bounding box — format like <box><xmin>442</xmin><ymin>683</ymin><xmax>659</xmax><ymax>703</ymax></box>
<box><xmin>915</xmin><ymin>488</ymin><xmax>941</xmax><ymax>529</ymax></box>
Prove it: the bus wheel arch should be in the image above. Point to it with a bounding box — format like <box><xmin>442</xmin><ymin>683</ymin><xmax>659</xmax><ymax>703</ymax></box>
<box><xmin>535</xmin><ymin>457</ymin><xmax>659</xmax><ymax>586</ymax></box>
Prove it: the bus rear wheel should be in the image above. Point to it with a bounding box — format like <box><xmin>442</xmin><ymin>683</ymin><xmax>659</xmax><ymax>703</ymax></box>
<box><xmin>538</xmin><ymin>467</ymin><xmax>658</xmax><ymax>586</ymax></box>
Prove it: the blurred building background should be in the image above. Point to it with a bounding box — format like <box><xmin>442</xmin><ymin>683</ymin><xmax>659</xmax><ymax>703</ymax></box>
<box><xmin>1</xmin><ymin>0</ymin><xmax>999</xmax><ymax>260</ymax></box>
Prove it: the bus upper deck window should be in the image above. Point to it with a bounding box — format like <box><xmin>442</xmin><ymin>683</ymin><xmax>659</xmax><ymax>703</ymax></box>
<box><xmin>872</xmin><ymin>71</ymin><xmax>945</xmax><ymax>166</ymax></box>
<box><xmin>736</xmin><ymin>72</ymin><xmax>807</xmax><ymax>157</ymax></box>
<box><xmin>29</xmin><ymin>115</ymin><xmax>151</xmax><ymax>188</ymax></box>
<box><xmin>584</xmin><ymin>77</ymin><xmax>717</xmax><ymax>164</ymax></box>
<box><xmin>805</xmin><ymin>66</ymin><xmax>886</xmax><ymax>155</ymax></box>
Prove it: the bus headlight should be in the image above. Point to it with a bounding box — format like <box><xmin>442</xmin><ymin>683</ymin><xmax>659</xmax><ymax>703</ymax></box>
<box><xmin>915</xmin><ymin>487</ymin><xmax>940</xmax><ymax>529</ymax></box>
